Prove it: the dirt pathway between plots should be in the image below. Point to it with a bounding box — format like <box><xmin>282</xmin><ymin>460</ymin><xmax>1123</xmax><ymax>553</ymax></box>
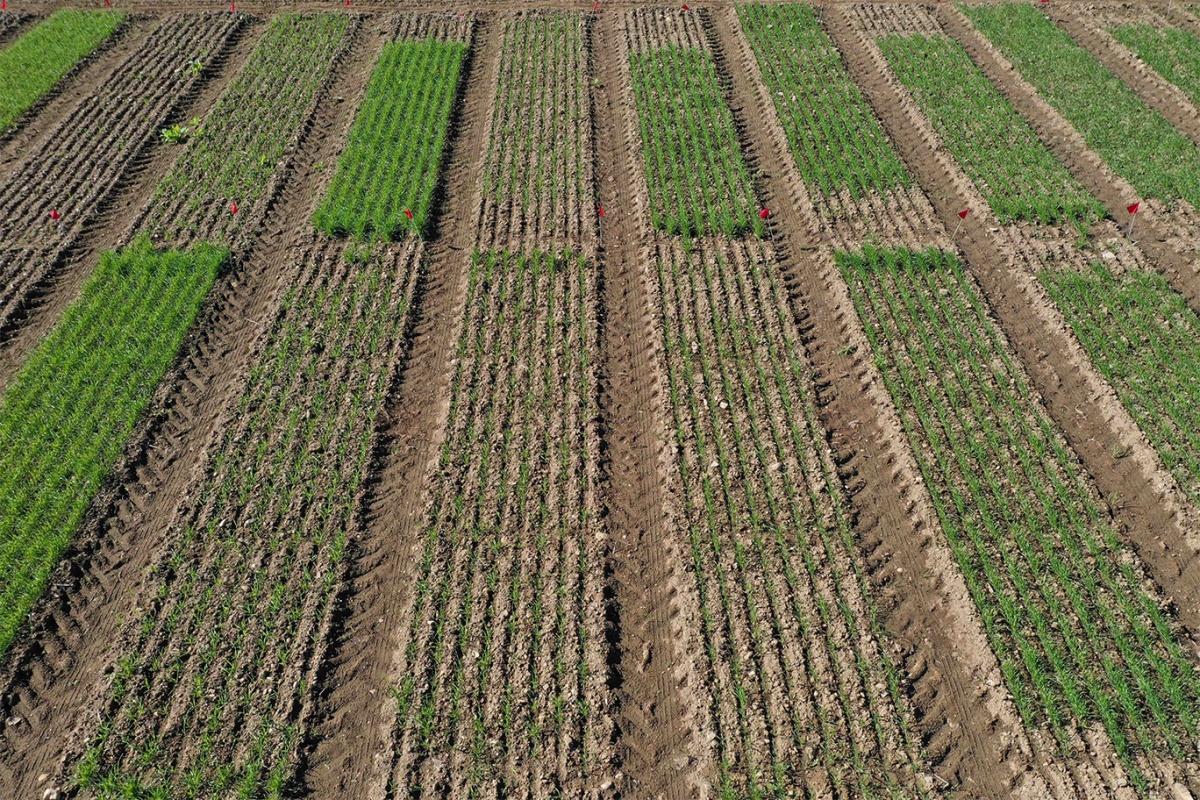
<box><xmin>591</xmin><ymin>10</ymin><xmax>704</xmax><ymax>800</ymax></box>
<box><xmin>300</xmin><ymin>17</ymin><xmax>502</xmax><ymax>800</ymax></box>
<box><xmin>704</xmin><ymin>7</ymin><xmax>1061</xmax><ymax>796</ymax></box>
<box><xmin>939</xmin><ymin>6</ymin><xmax>1200</xmax><ymax>313</ymax></box>
<box><xmin>0</xmin><ymin>16</ymin><xmax>260</xmax><ymax>392</ymax></box>
<box><xmin>0</xmin><ymin>19</ymin><xmax>384</xmax><ymax>795</ymax></box>
<box><xmin>0</xmin><ymin>14</ymin><xmax>142</xmax><ymax>177</ymax></box>
<box><xmin>828</xmin><ymin>0</ymin><xmax>1200</xmax><ymax>679</ymax></box>
<box><xmin>1047</xmin><ymin>6</ymin><xmax>1200</xmax><ymax>149</ymax></box>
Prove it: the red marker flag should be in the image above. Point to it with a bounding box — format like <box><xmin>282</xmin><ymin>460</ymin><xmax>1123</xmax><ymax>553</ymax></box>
<box><xmin>593</xmin><ymin>0</ymin><xmax>598</xmax><ymax>10</ymax></box>
<box><xmin>230</xmin><ymin>201</ymin><xmax>238</xmax><ymax>215</ymax></box>
<box><xmin>2</xmin><ymin>2</ymin><xmax>7</xmax><ymax>11</ymax></box>
<box><xmin>403</xmin><ymin>208</ymin><xmax>413</xmax><ymax>221</ymax></box>
<box><xmin>958</xmin><ymin>208</ymin><xmax>970</xmax><ymax>219</ymax></box>
<box><xmin>759</xmin><ymin>208</ymin><xmax>770</xmax><ymax>220</ymax></box>
<box><xmin>49</xmin><ymin>209</ymin><xmax>60</xmax><ymax>221</ymax></box>
<box><xmin>230</xmin><ymin>1</ymin><xmax>235</xmax><ymax>11</ymax></box>
<box><xmin>105</xmin><ymin>0</ymin><xmax>111</xmax><ymax>7</ymax></box>
<box><xmin>598</xmin><ymin>206</ymin><xmax>604</xmax><ymax>217</ymax></box>
<box><xmin>681</xmin><ymin>3</ymin><xmax>689</xmax><ymax>9</ymax></box>
<box><xmin>1127</xmin><ymin>202</ymin><xmax>1140</xmax><ymax>215</ymax></box>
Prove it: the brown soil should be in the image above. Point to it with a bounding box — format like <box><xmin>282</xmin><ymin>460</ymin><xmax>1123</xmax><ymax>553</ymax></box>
<box><xmin>300</xmin><ymin>16</ymin><xmax>502</xmax><ymax>799</ymax></box>
<box><xmin>832</xmin><ymin>5</ymin><xmax>1200</xmax><ymax>792</ymax></box>
<box><xmin>0</xmin><ymin>16</ymin><xmax>387</xmax><ymax>796</ymax></box>
<box><xmin>1049</xmin><ymin>5</ymin><xmax>1200</xmax><ymax>148</ymax></box>
<box><xmin>0</xmin><ymin>11</ymin><xmax>33</xmax><ymax>44</ymax></box>
<box><xmin>0</xmin><ymin>13</ymin><xmax>250</xmax><ymax>389</ymax></box>
<box><xmin>592</xmin><ymin>8</ymin><xmax>707</xmax><ymax>800</ymax></box>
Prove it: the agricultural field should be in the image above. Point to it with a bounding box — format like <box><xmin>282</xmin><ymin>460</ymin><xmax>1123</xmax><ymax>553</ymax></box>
<box><xmin>7</xmin><ymin>3</ymin><xmax>1200</xmax><ymax>800</ymax></box>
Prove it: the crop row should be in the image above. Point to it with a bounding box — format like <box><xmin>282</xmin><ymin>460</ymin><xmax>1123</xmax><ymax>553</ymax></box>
<box><xmin>0</xmin><ymin>9</ymin><xmax>125</xmax><ymax>133</ymax></box>
<box><xmin>1109</xmin><ymin>22</ymin><xmax>1200</xmax><ymax>109</ymax></box>
<box><xmin>1041</xmin><ymin>262</ymin><xmax>1200</xmax><ymax>509</ymax></box>
<box><xmin>878</xmin><ymin>32</ymin><xmax>1101</xmax><ymax>225</ymax></box>
<box><xmin>0</xmin><ymin>238</ymin><xmax>226</xmax><ymax>659</ymax></box>
<box><xmin>152</xmin><ymin>13</ymin><xmax>352</xmax><ymax>245</ymax></box>
<box><xmin>314</xmin><ymin>23</ymin><xmax>469</xmax><ymax>241</ymax></box>
<box><xmin>75</xmin><ymin>241</ymin><xmax>421</xmax><ymax>799</ymax></box>
<box><xmin>963</xmin><ymin>4</ymin><xmax>1200</xmax><ymax>212</ymax></box>
<box><xmin>652</xmin><ymin>238</ymin><xmax>929</xmax><ymax>798</ymax></box>
<box><xmin>387</xmin><ymin>249</ymin><xmax>606</xmax><ymax>799</ymax></box>
<box><xmin>480</xmin><ymin>11</ymin><xmax>594</xmax><ymax>252</ymax></box>
<box><xmin>739</xmin><ymin>3</ymin><xmax>909</xmax><ymax>201</ymax></box>
<box><xmin>840</xmin><ymin>247</ymin><xmax>1200</xmax><ymax>790</ymax></box>
<box><xmin>0</xmin><ymin>12</ymin><xmax>243</xmax><ymax>330</ymax></box>
<box><xmin>627</xmin><ymin>10</ymin><xmax>759</xmax><ymax>238</ymax></box>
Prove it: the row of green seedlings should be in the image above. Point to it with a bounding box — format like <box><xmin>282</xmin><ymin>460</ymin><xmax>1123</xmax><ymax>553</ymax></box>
<box><xmin>0</xmin><ymin>13</ymin><xmax>242</xmax><ymax>327</ymax></box>
<box><xmin>652</xmin><ymin>238</ymin><xmax>929</xmax><ymax>799</ymax></box>
<box><xmin>627</xmin><ymin>10</ymin><xmax>761</xmax><ymax>238</ymax></box>
<box><xmin>738</xmin><ymin>3</ymin><xmax>909</xmax><ymax>201</ymax></box>
<box><xmin>314</xmin><ymin>25</ymin><xmax>469</xmax><ymax>240</ymax></box>
<box><xmin>75</xmin><ymin>242</ymin><xmax>420</xmax><ymax>799</ymax></box>
<box><xmin>840</xmin><ymin>246</ymin><xmax>1200</xmax><ymax>792</ymax></box>
<box><xmin>153</xmin><ymin>13</ymin><xmax>352</xmax><ymax>244</ymax></box>
<box><xmin>0</xmin><ymin>238</ymin><xmax>225</xmax><ymax>659</ymax></box>
<box><xmin>1109</xmin><ymin>21</ymin><xmax>1200</xmax><ymax>108</ymax></box>
<box><xmin>963</xmin><ymin>3</ymin><xmax>1200</xmax><ymax>213</ymax></box>
<box><xmin>877</xmin><ymin>31</ymin><xmax>1102</xmax><ymax>226</ymax></box>
<box><xmin>0</xmin><ymin>9</ymin><xmax>125</xmax><ymax>132</ymax></box>
<box><xmin>1041</xmin><ymin>262</ymin><xmax>1200</xmax><ymax>512</ymax></box>
<box><xmin>481</xmin><ymin>11</ymin><xmax>593</xmax><ymax>252</ymax></box>
<box><xmin>388</xmin><ymin>248</ymin><xmax>605</xmax><ymax>798</ymax></box>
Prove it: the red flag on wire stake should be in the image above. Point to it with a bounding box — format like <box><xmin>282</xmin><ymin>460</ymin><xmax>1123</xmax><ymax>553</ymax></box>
<box><xmin>593</xmin><ymin>0</ymin><xmax>598</xmax><ymax>11</ymax></box>
<box><xmin>2</xmin><ymin>2</ymin><xmax>8</xmax><ymax>11</ymax></box>
<box><xmin>681</xmin><ymin>4</ymin><xmax>689</xmax><ymax>10</ymax></box>
<box><xmin>760</xmin><ymin>208</ymin><xmax>773</xmax><ymax>241</ymax></box>
<box><xmin>230</xmin><ymin>1</ymin><xmax>236</xmax><ymax>11</ymax></box>
<box><xmin>49</xmin><ymin>209</ymin><xmax>60</xmax><ymax>222</ymax></box>
<box><xmin>1127</xmin><ymin>201</ymin><xmax>1140</xmax><ymax>238</ymax></box>
<box><xmin>403</xmin><ymin>209</ymin><xmax>413</xmax><ymax>221</ymax></box>
<box><xmin>952</xmin><ymin>208</ymin><xmax>969</xmax><ymax>239</ymax></box>
<box><xmin>230</xmin><ymin>201</ymin><xmax>238</xmax><ymax>215</ymax></box>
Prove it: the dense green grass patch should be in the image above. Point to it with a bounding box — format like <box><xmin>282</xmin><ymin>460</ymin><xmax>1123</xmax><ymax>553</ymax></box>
<box><xmin>841</xmin><ymin>245</ymin><xmax>1200</xmax><ymax>790</ymax></box>
<box><xmin>0</xmin><ymin>238</ymin><xmax>225</xmax><ymax>657</ymax></box>
<box><xmin>879</xmin><ymin>33</ymin><xmax>1101</xmax><ymax>224</ymax></box>
<box><xmin>739</xmin><ymin>3</ymin><xmax>909</xmax><ymax>198</ymax></box>
<box><xmin>0</xmin><ymin>9</ymin><xmax>125</xmax><ymax>132</ymax></box>
<box><xmin>1110</xmin><ymin>23</ymin><xmax>1200</xmax><ymax>108</ymax></box>
<box><xmin>314</xmin><ymin>37</ymin><xmax>467</xmax><ymax>240</ymax></box>
<box><xmin>1042</xmin><ymin>263</ymin><xmax>1200</xmax><ymax>507</ymax></box>
<box><xmin>629</xmin><ymin>45</ymin><xmax>761</xmax><ymax>237</ymax></box>
<box><xmin>963</xmin><ymin>3</ymin><xmax>1200</xmax><ymax>209</ymax></box>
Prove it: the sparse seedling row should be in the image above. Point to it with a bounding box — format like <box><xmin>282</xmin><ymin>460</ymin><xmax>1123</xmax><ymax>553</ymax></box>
<box><xmin>387</xmin><ymin>248</ymin><xmax>606</xmax><ymax>798</ymax></box>
<box><xmin>878</xmin><ymin>32</ymin><xmax>1101</xmax><ymax>225</ymax></box>
<box><xmin>0</xmin><ymin>238</ymin><xmax>226</xmax><ymax>659</ymax></box>
<box><xmin>75</xmin><ymin>242</ymin><xmax>422</xmax><ymax>799</ymax></box>
<box><xmin>652</xmin><ymin>238</ymin><xmax>929</xmax><ymax>798</ymax></box>
<box><xmin>840</xmin><ymin>247</ymin><xmax>1200</xmax><ymax>789</ymax></box>
<box><xmin>481</xmin><ymin>11</ymin><xmax>594</xmax><ymax>252</ymax></box>
<box><xmin>0</xmin><ymin>9</ymin><xmax>125</xmax><ymax>132</ymax></box>
<box><xmin>314</xmin><ymin>27</ymin><xmax>469</xmax><ymax>240</ymax></box>
<box><xmin>153</xmin><ymin>13</ymin><xmax>352</xmax><ymax>244</ymax></box>
<box><xmin>964</xmin><ymin>4</ymin><xmax>1200</xmax><ymax>211</ymax></box>
<box><xmin>1109</xmin><ymin>23</ymin><xmax>1200</xmax><ymax>108</ymax></box>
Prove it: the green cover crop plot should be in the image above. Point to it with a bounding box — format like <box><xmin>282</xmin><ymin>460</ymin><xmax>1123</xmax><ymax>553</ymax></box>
<box><xmin>481</xmin><ymin>11</ymin><xmax>594</xmax><ymax>252</ymax></box>
<box><xmin>153</xmin><ymin>13</ymin><xmax>351</xmax><ymax>244</ymax></box>
<box><xmin>841</xmin><ymin>247</ymin><xmax>1200</xmax><ymax>789</ymax></box>
<box><xmin>1110</xmin><ymin>24</ymin><xmax>1200</xmax><ymax>108</ymax></box>
<box><xmin>653</xmin><ymin>238</ymin><xmax>929</xmax><ymax>798</ymax></box>
<box><xmin>0</xmin><ymin>239</ymin><xmax>225</xmax><ymax>658</ymax></box>
<box><xmin>963</xmin><ymin>4</ymin><xmax>1200</xmax><ymax>211</ymax></box>
<box><xmin>386</xmin><ymin>249</ymin><xmax>607</xmax><ymax>797</ymax></box>
<box><xmin>1042</xmin><ymin>263</ymin><xmax>1200</xmax><ymax>508</ymax></box>
<box><xmin>75</xmin><ymin>242</ymin><xmax>421</xmax><ymax>799</ymax></box>
<box><xmin>739</xmin><ymin>3</ymin><xmax>909</xmax><ymax>199</ymax></box>
<box><xmin>314</xmin><ymin>32</ymin><xmax>468</xmax><ymax>240</ymax></box>
<box><xmin>879</xmin><ymin>33</ymin><xmax>1100</xmax><ymax>225</ymax></box>
<box><xmin>0</xmin><ymin>9</ymin><xmax>125</xmax><ymax>132</ymax></box>
<box><xmin>627</xmin><ymin>10</ymin><xmax>759</xmax><ymax>237</ymax></box>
